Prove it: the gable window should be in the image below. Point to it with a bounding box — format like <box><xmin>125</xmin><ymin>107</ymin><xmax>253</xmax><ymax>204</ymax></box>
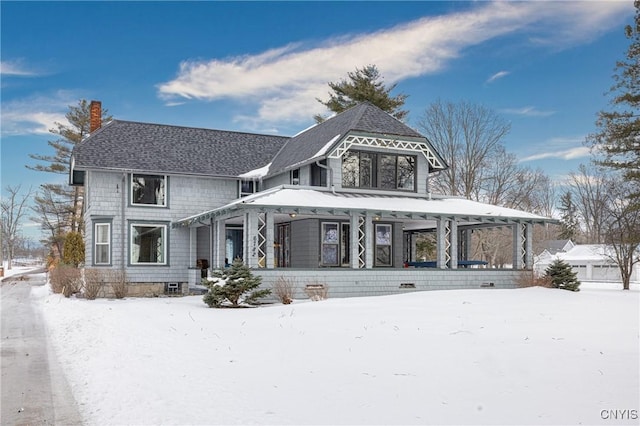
<box><xmin>131</xmin><ymin>174</ymin><xmax>166</xmax><ymax>206</ymax></box>
<box><xmin>342</xmin><ymin>151</ymin><xmax>415</xmax><ymax>191</ymax></box>
<box><xmin>94</xmin><ymin>221</ymin><xmax>111</xmax><ymax>265</ymax></box>
<box><xmin>240</xmin><ymin>180</ymin><xmax>257</xmax><ymax>197</ymax></box>
<box><xmin>130</xmin><ymin>222</ymin><xmax>167</xmax><ymax>265</ymax></box>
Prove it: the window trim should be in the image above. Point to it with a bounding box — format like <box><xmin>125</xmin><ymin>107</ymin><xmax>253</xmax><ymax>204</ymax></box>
<box><xmin>93</xmin><ymin>220</ymin><xmax>112</xmax><ymax>266</ymax></box>
<box><xmin>374</xmin><ymin>223</ymin><xmax>393</xmax><ymax>267</ymax></box>
<box><xmin>130</xmin><ymin>173</ymin><xmax>168</xmax><ymax>208</ymax></box>
<box><xmin>129</xmin><ymin>221</ymin><xmax>169</xmax><ymax>266</ymax></box>
<box><xmin>341</xmin><ymin>150</ymin><xmax>416</xmax><ymax>192</ymax></box>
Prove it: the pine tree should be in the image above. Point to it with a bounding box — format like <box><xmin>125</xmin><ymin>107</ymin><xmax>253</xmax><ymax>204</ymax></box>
<box><xmin>315</xmin><ymin>65</ymin><xmax>408</xmax><ymax>123</ymax></box>
<box><xmin>203</xmin><ymin>259</ymin><xmax>271</xmax><ymax>307</ymax></box>
<box><xmin>545</xmin><ymin>259</ymin><xmax>581</xmax><ymax>292</ymax></box>
<box><xmin>28</xmin><ymin>99</ymin><xmax>112</xmax><ymax>239</ymax></box>
<box><xmin>588</xmin><ymin>1</ymin><xmax>640</xmax><ymax>204</ymax></box>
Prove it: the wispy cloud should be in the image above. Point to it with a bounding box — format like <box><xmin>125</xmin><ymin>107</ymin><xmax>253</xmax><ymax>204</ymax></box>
<box><xmin>0</xmin><ymin>59</ymin><xmax>40</xmax><ymax>77</ymax></box>
<box><xmin>1</xmin><ymin>91</ymin><xmax>79</xmax><ymax>136</ymax></box>
<box><xmin>486</xmin><ymin>71</ymin><xmax>509</xmax><ymax>84</ymax></box>
<box><xmin>501</xmin><ymin>106</ymin><xmax>556</xmax><ymax>117</ymax></box>
<box><xmin>158</xmin><ymin>1</ymin><xmax>630</xmax><ymax>127</ymax></box>
<box><xmin>520</xmin><ymin>146</ymin><xmax>591</xmax><ymax>162</ymax></box>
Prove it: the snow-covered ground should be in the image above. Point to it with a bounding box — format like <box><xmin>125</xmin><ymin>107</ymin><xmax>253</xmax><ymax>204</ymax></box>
<box><xmin>32</xmin><ymin>281</ymin><xmax>639</xmax><ymax>425</ymax></box>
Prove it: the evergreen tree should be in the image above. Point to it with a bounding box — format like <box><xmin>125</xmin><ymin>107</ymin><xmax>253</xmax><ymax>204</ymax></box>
<box><xmin>28</xmin><ymin>99</ymin><xmax>112</xmax><ymax>239</ymax></box>
<box><xmin>545</xmin><ymin>259</ymin><xmax>581</xmax><ymax>292</ymax></box>
<box><xmin>558</xmin><ymin>191</ymin><xmax>579</xmax><ymax>241</ymax></box>
<box><xmin>62</xmin><ymin>231</ymin><xmax>85</xmax><ymax>267</ymax></box>
<box><xmin>203</xmin><ymin>259</ymin><xmax>271</xmax><ymax>308</ymax></box>
<box><xmin>315</xmin><ymin>65</ymin><xmax>408</xmax><ymax>123</ymax></box>
<box><xmin>588</xmin><ymin>1</ymin><xmax>640</xmax><ymax>204</ymax></box>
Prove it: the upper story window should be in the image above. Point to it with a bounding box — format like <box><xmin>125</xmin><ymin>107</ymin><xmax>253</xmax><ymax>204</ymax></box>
<box><xmin>131</xmin><ymin>174</ymin><xmax>166</xmax><ymax>206</ymax></box>
<box><xmin>342</xmin><ymin>151</ymin><xmax>415</xmax><ymax>191</ymax></box>
<box><xmin>290</xmin><ymin>169</ymin><xmax>300</xmax><ymax>185</ymax></box>
<box><xmin>311</xmin><ymin>160</ymin><xmax>327</xmax><ymax>187</ymax></box>
<box><xmin>240</xmin><ymin>180</ymin><xmax>257</xmax><ymax>197</ymax></box>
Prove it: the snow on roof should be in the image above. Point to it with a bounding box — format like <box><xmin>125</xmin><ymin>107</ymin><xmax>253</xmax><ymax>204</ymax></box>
<box><xmin>175</xmin><ymin>187</ymin><xmax>552</xmax><ymax>227</ymax></box>
<box><xmin>311</xmin><ymin>134</ymin><xmax>341</xmax><ymax>159</ymax></box>
<box><xmin>238</xmin><ymin>162</ymin><xmax>271</xmax><ymax>180</ymax></box>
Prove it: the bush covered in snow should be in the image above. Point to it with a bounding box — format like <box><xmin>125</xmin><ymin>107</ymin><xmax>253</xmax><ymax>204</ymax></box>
<box><xmin>203</xmin><ymin>259</ymin><xmax>271</xmax><ymax>307</ymax></box>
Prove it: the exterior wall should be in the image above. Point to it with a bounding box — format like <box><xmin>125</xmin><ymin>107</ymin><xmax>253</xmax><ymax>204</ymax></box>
<box><xmin>84</xmin><ymin>170</ymin><xmax>239</xmax><ymax>291</ymax></box>
<box><xmin>290</xmin><ymin>219</ymin><xmax>320</xmax><ymax>267</ymax></box>
<box><xmin>255</xmin><ymin>269</ymin><xmax>521</xmax><ymax>300</ymax></box>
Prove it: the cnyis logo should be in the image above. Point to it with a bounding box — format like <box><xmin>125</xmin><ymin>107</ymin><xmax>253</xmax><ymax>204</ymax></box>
<box><xmin>600</xmin><ymin>409</ymin><xmax>638</xmax><ymax>420</ymax></box>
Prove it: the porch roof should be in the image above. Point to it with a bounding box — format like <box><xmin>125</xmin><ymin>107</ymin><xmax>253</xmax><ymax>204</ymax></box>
<box><xmin>173</xmin><ymin>186</ymin><xmax>555</xmax><ymax>228</ymax></box>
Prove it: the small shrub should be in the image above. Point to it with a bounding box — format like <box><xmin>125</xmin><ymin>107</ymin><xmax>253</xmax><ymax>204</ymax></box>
<box><xmin>83</xmin><ymin>268</ymin><xmax>104</xmax><ymax>300</ymax></box>
<box><xmin>273</xmin><ymin>276</ymin><xmax>297</xmax><ymax>304</ymax></box>
<box><xmin>304</xmin><ymin>280</ymin><xmax>329</xmax><ymax>301</ymax></box>
<box><xmin>516</xmin><ymin>270</ymin><xmax>553</xmax><ymax>288</ymax></box>
<box><xmin>50</xmin><ymin>264</ymin><xmax>82</xmax><ymax>297</ymax></box>
<box><xmin>545</xmin><ymin>259</ymin><xmax>581</xmax><ymax>292</ymax></box>
<box><xmin>107</xmin><ymin>269</ymin><xmax>129</xmax><ymax>298</ymax></box>
<box><xmin>203</xmin><ymin>259</ymin><xmax>271</xmax><ymax>308</ymax></box>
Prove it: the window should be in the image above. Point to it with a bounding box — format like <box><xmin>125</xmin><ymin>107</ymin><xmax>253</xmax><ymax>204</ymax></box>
<box><xmin>375</xmin><ymin>224</ymin><xmax>392</xmax><ymax>266</ymax></box>
<box><xmin>311</xmin><ymin>161</ymin><xmax>327</xmax><ymax>187</ymax></box>
<box><xmin>341</xmin><ymin>223</ymin><xmax>351</xmax><ymax>266</ymax></box>
<box><xmin>130</xmin><ymin>223</ymin><xmax>167</xmax><ymax>265</ymax></box>
<box><xmin>131</xmin><ymin>174</ymin><xmax>166</xmax><ymax>206</ymax></box>
<box><xmin>94</xmin><ymin>222</ymin><xmax>111</xmax><ymax>265</ymax></box>
<box><xmin>240</xmin><ymin>180</ymin><xmax>256</xmax><ymax>197</ymax></box>
<box><xmin>290</xmin><ymin>169</ymin><xmax>300</xmax><ymax>185</ymax></box>
<box><xmin>321</xmin><ymin>222</ymin><xmax>339</xmax><ymax>266</ymax></box>
<box><xmin>342</xmin><ymin>151</ymin><xmax>415</xmax><ymax>191</ymax></box>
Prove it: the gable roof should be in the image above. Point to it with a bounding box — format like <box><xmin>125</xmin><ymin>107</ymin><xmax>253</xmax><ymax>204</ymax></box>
<box><xmin>267</xmin><ymin>102</ymin><xmax>442</xmax><ymax>177</ymax></box>
<box><xmin>72</xmin><ymin>120</ymin><xmax>289</xmax><ymax>177</ymax></box>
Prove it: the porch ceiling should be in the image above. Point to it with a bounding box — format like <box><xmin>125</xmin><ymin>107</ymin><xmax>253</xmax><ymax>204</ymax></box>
<box><xmin>173</xmin><ymin>186</ymin><xmax>556</xmax><ymax>229</ymax></box>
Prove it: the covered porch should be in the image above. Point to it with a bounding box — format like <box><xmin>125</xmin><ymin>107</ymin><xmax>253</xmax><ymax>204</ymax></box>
<box><xmin>174</xmin><ymin>186</ymin><xmax>553</xmax><ymax>296</ymax></box>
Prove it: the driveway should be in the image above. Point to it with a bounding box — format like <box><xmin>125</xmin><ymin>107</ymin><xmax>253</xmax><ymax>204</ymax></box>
<box><xmin>1</xmin><ymin>270</ymin><xmax>83</xmax><ymax>425</ymax></box>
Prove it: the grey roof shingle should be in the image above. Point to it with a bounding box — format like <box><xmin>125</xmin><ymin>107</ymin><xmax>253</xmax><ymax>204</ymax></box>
<box><xmin>73</xmin><ymin>120</ymin><xmax>289</xmax><ymax>177</ymax></box>
<box><xmin>267</xmin><ymin>102</ymin><xmax>440</xmax><ymax>176</ymax></box>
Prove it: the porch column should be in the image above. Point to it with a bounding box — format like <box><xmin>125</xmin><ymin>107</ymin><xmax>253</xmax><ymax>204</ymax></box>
<box><xmin>365</xmin><ymin>213</ymin><xmax>374</xmax><ymax>268</ymax></box>
<box><xmin>349</xmin><ymin>213</ymin><xmax>360</xmax><ymax>269</ymax></box>
<box><xmin>244</xmin><ymin>211</ymin><xmax>260</xmax><ymax>268</ymax></box>
<box><xmin>436</xmin><ymin>218</ymin><xmax>452</xmax><ymax>269</ymax></box>
<box><xmin>513</xmin><ymin>223</ymin><xmax>525</xmax><ymax>269</ymax></box>
<box><xmin>525</xmin><ymin>223</ymin><xmax>533</xmax><ymax>270</ymax></box>
<box><xmin>449</xmin><ymin>221</ymin><xmax>458</xmax><ymax>269</ymax></box>
<box><xmin>212</xmin><ymin>219</ymin><xmax>225</xmax><ymax>269</ymax></box>
<box><xmin>265</xmin><ymin>212</ymin><xmax>274</xmax><ymax>269</ymax></box>
<box><xmin>188</xmin><ymin>227</ymin><xmax>197</xmax><ymax>269</ymax></box>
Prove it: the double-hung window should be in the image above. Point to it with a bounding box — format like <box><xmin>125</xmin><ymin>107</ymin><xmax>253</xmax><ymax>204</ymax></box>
<box><xmin>375</xmin><ymin>224</ymin><xmax>393</xmax><ymax>266</ymax></box>
<box><xmin>130</xmin><ymin>222</ymin><xmax>167</xmax><ymax>265</ymax></box>
<box><xmin>94</xmin><ymin>221</ymin><xmax>111</xmax><ymax>265</ymax></box>
<box><xmin>131</xmin><ymin>174</ymin><xmax>166</xmax><ymax>206</ymax></box>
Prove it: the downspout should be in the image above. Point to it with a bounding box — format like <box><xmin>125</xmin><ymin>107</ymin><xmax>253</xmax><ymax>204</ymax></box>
<box><xmin>121</xmin><ymin>173</ymin><xmax>126</xmax><ymax>272</ymax></box>
<box><xmin>315</xmin><ymin>160</ymin><xmax>335</xmax><ymax>194</ymax></box>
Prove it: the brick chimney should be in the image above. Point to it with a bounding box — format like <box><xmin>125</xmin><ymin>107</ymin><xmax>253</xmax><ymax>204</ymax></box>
<box><xmin>89</xmin><ymin>100</ymin><xmax>102</xmax><ymax>133</ymax></box>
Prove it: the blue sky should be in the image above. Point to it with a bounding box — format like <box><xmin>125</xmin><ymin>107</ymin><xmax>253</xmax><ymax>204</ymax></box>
<box><xmin>0</xmin><ymin>1</ymin><xmax>634</xmax><ymax>241</ymax></box>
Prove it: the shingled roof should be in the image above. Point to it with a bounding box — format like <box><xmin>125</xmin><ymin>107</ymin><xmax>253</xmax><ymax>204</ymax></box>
<box><xmin>72</xmin><ymin>120</ymin><xmax>289</xmax><ymax>177</ymax></box>
<box><xmin>267</xmin><ymin>102</ymin><xmax>433</xmax><ymax>177</ymax></box>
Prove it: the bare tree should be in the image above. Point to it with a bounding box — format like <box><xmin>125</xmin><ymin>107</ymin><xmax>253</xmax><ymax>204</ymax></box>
<box><xmin>30</xmin><ymin>186</ymin><xmax>72</xmax><ymax>262</ymax></box>
<box><xmin>1</xmin><ymin>185</ymin><xmax>34</xmax><ymax>270</ymax></box>
<box><xmin>417</xmin><ymin>99</ymin><xmax>511</xmax><ymax>199</ymax></box>
<box><xmin>601</xmin><ymin>179</ymin><xmax>640</xmax><ymax>290</ymax></box>
<box><xmin>568</xmin><ymin>165</ymin><xmax>610</xmax><ymax>243</ymax></box>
